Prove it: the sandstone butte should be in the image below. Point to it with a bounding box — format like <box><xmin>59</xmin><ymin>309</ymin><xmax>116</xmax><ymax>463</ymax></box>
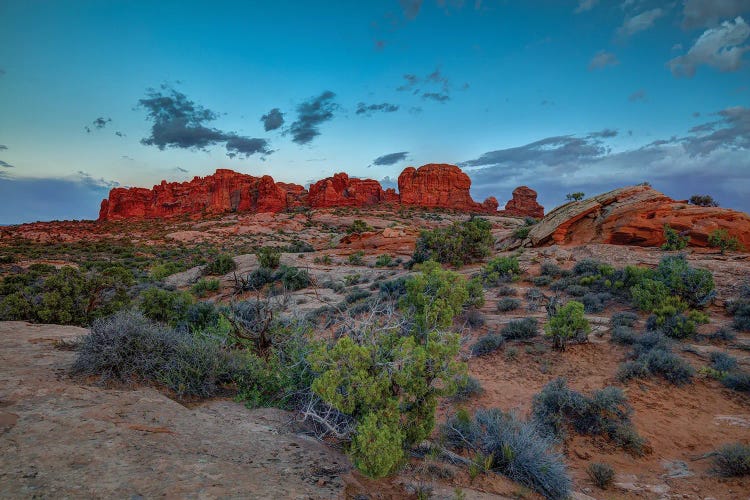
<box><xmin>98</xmin><ymin>164</ymin><xmax>544</xmax><ymax>221</ymax></box>
<box><xmin>526</xmin><ymin>184</ymin><xmax>750</xmax><ymax>249</ymax></box>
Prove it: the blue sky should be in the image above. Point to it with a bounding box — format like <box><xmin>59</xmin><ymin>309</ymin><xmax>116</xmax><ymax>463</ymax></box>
<box><xmin>1</xmin><ymin>0</ymin><xmax>749</xmax><ymax>224</ymax></box>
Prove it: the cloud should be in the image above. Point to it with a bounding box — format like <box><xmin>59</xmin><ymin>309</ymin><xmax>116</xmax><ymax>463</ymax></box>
<box><xmin>617</xmin><ymin>8</ymin><xmax>665</xmax><ymax>38</ymax></box>
<box><xmin>668</xmin><ymin>16</ymin><xmax>750</xmax><ymax>77</ymax></box>
<box><xmin>628</xmin><ymin>89</ymin><xmax>647</xmax><ymax>101</ymax></box>
<box><xmin>380</xmin><ymin>176</ymin><xmax>398</xmax><ymax>190</ymax></box>
<box><xmin>575</xmin><ymin>0</ymin><xmax>599</xmax><ymax>13</ymax></box>
<box><xmin>0</xmin><ymin>160</ymin><xmax>14</xmax><ymax>168</ymax></box>
<box><xmin>399</xmin><ymin>0</ymin><xmax>423</xmax><ymax>19</ymax></box>
<box><xmin>138</xmin><ymin>85</ymin><xmax>271</xmax><ymax>158</ymax></box>
<box><xmin>0</xmin><ymin>172</ymin><xmax>119</xmax><ymax>225</ymax></box>
<box><xmin>588</xmin><ymin>50</ymin><xmax>620</xmax><ymax>70</ymax></box>
<box><xmin>356</xmin><ymin>102</ymin><xmax>399</xmax><ymax>115</ymax></box>
<box><xmin>460</xmin><ymin>106</ymin><xmax>750</xmax><ymax>213</ymax></box>
<box><xmin>0</xmin><ymin>145</ymin><xmax>7</xmax><ymax>151</ymax></box>
<box><xmin>261</xmin><ymin>108</ymin><xmax>284</xmax><ymax>131</ymax></box>
<box><xmin>590</xmin><ymin>128</ymin><xmax>618</xmax><ymax>138</ymax></box>
<box><xmin>682</xmin><ymin>0</ymin><xmax>750</xmax><ymax>29</ymax></box>
<box><xmin>121</xmin><ymin>155</ymin><xmax>134</xmax><ymax>161</ymax></box>
<box><xmin>397</xmin><ymin>73</ymin><xmax>420</xmax><ymax>91</ymax></box>
<box><xmin>288</xmin><ymin>91</ymin><xmax>337</xmax><ymax>145</ymax></box>
<box><xmin>371</xmin><ymin>151</ymin><xmax>409</xmax><ymax>166</ymax></box>
<box><xmin>422</xmin><ymin>92</ymin><xmax>450</xmax><ymax>102</ymax></box>
<box><xmin>93</xmin><ymin>117</ymin><xmax>111</xmax><ymax>129</ymax></box>
<box><xmin>175</xmin><ymin>166</ymin><xmax>188</xmax><ymax>173</ymax></box>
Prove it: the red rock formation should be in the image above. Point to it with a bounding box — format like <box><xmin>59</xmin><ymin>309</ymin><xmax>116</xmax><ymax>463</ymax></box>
<box><xmin>308</xmin><ymin>173</ymin><xmax>392</xmax><ymax>208</ymax></box>
<box><xmin>397</xmin><ymin>163</ymin><xmax>497</xmax><ymax>212</ymax></box>
<box><xmin>99</xmin><ymin>169</ymin><xmax>304</xmax><ymax>220</ymax></box>
<box><xmin>527</xmin><ymin>185</ymin><xmax>750</xmax><ymax>250</ymax></box>
<box><xmin>504</xmin><ymin>186</ymin><xmax>544</xmax><ymax>219</ymax></box>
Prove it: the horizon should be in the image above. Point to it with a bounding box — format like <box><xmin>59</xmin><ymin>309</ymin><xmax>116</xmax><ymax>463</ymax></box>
<box><xmin>1</xmin><ymin>0</ymin><xmax>750</xmax><ymax>224</ymax></box>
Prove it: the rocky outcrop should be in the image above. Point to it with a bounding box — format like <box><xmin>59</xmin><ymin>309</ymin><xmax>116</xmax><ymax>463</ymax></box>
<box><xmin>397</xmin><ymin>164</ymin><xmax>497</xmax><ymax>212</ymax></box>
<box><xmin>527</xmin><ymin>185</ymin><xmax>750</xmax><ymax>249</ymax></box>
<box><xmin>308</xmin><ymin>173</ymin><xmax>396</xmax><ymax>208</ymax></box>
<box><xmin>504</xmin><ymin>186</ymin><xmax>544</xmax><ymax>219</ymax></box>
<box><xmin>99</xmin><ymin>164</ymin><xmax>510</xmax><ymax>221</ymax></box>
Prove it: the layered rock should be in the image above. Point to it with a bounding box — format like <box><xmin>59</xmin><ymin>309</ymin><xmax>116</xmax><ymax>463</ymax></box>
<box><xmin>527</xmin><ymin>185</ymin><xmax>750</xmax><ymax>249</ymax></box>
<box><xmin>398</xmin><ymin>164</ymin><xmax>498</xmax><ymax>212</ymax></box>
<box><xmin>504</xmin><ymin>186</ymin><xmax>544</xmax><ymax>219</ymax></box>
<box><xmin>99</xmin><ymin>169</ymin><xmax>305</xmax><ymax>220</ymax></box>
<box><xmin>308</xmin><ymin>173</ymin><xmax>396</xmax><ymax>208</ymax></box>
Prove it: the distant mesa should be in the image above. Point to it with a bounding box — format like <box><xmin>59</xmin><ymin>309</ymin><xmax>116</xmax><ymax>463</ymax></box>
<box><xmin>526</xmin><ymin>185</ymin><xmax>750</xmax><ymax>249</ymax></box>
<box><xmin>98</xmin><ymin>164</ymin><xmax>543</xmax><ymax>221</ymax></box>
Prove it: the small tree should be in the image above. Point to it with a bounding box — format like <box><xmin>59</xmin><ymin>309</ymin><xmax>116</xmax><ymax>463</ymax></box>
<box><xmin>708</xmin><ymin>229</ymin><xmax>740</xmax><ymax>254</ymax></box>
<box><xmin>661</xmin><ymin>224</ymin><xmax>689</xmax><ymax>250</ymax></box>
<box><xmin>689</xmin><ymin>195</ymin><xmax>718</xmax><ymax>207</ymax></box>
<box><xmin>347</xmin><ymin>219</ymin><xmax>373</xmax><ymax>234</ymax></box>
<box><xmin>544</xmin><ymin>300</ymin><xmax>590</xmax><ymax>350</ymax></box>
<box><xmin>256</xmin><ymin>246</ymin><xmax>281</xmax><ymax>269</ymax></box>
<box><xmin>566</xmin><ymin>192</ymin><xmax>585</xmax><ymax>202</ymax></box>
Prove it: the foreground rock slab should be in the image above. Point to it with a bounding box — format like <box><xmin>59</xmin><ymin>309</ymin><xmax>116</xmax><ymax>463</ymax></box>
<box><xmin>0</xmin><ymin>322</ymin><xmax>349</xmax><ymax>499</ymax></box>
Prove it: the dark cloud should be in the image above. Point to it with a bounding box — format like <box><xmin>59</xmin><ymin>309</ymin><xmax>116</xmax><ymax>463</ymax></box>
<box><xmin>397</xmin><ymin>74</ymin><xmax>420</xmax><ymax>91</ymax></box>
<box><xmin>175</xmin><ymin>166</ymin><xmax>188</xmax><ymax>173</ymax></box>
<box><xmin>372</xmin><ymin>151</ymin><xmax>409</xmax><ymax>166</ymax></box>
<box><xmin>422</xmin><ymin>92</ymin><xmax>450</xmax><ymax>102</ymax></box>
<box><xmin>616</xmin><ymin>8</ymin><xmax>665</xmax><ymax>38</ymax></box>
<box><xmin>0</xmin><ymin>160</ymin><xmax>14</xmax><ymax>168</ymax></box>
<box><xmin>0</xmin><ymin>172</ymin><xmax>119</xmax><ymax>225</ymax></box>
<box><xmin>138</xmin><ymin>85</ymin><xmax>271</xmax><ymax>158</ymax></box>
<box><xmin>0</xmin><ymin>145</ymin><xmax>7</xmax><ymax>151</ymax></box>
<box><xmin>682</xmin><ymin>0</ymin><xmax>750</xmax><ymax>29</ymax></box>
<box><xmin>668</xmin><ymin>17</ymin><xmax>750</xmax><ymax>77</ymax></box>
<box><xmin>399</xmin><ymin>0</ymin><xmax>423</xmax><ymax>19</ymax></box>
<box><xmin>288</xmin><ymin>91</ymin><xmax>337</xmax><ymax>145</ymax></box>
<box><xmin>261</xmin><ymin>108</ymin><xmax>284</xmax><ymax>131</ymax></box>
<box><xmin>629</xmin><ymin>89</ymin><xmax>647</xmax><ymax>101</ymax></box>
<box><xmin>588</xmin><ymin>50</ymin><xmax>620</xmax><ymax>70</ymax></box>
<box><xmin>683</xmin><ymin>105</ymin><xmax>750</xmax><ymax>156</ymax></box>
<box><xmin>93</xmin><ymin>117</ymin><xmax>112</xmax><ymax>129</ymax></box>
<box><xmin>356</xmin><ymin>102</ymin><xmax>400</xmax><ymax>115</ymax></box>
<box><xmin>589</xmin><ymin>128</ymin><xmax>618</xmax><ymax>138</ymax></box>
<box><xmin>115</xmin><ymin>131</ymin><xmax>125</xmax><ymax>137</ymax></box>
<box><xmin>574</xmin><ymin>0</ymin><xmax>599</xmax><ymax>13</ymax></box>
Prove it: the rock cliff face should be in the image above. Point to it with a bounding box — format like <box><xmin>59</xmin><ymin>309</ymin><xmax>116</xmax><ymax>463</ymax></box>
<box><xmin>526</xmin><ymin>185</ymin><xmax>750</xmax><ymax>249</ymax></box>
<box><xmin>98</xmin><ymin>164</ymin><xmax>536</xmax><ymax>220</ymax></box>
<box><xmin>504</xmin><ymin>186</ymin><xmax>544</xmax><ymax>219</ymax></box>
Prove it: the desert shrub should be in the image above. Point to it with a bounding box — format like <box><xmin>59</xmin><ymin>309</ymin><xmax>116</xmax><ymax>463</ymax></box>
<box><xmin>545</xmin><ymin>301</ymin><xmax>589</xmax><ymax>350</ymax></box>
<box><xmin>285</xmin><ymin>239</ymin><xmax>315</xmax><ymax>253</ymax></box>
<box><xmin>140</xmin><ymin>288</ymin><xmax>194</xmax><ymax>326</ymax></box>
<box><xmin>203</xmin><ymin>254</ymin><xmax>236</xmax><ymax>275</ymax></box>
<box><xmin>452</xmin><ymin>375</ymin><xmax>483</xmax><ymax>401</ymax></box>
<box><xmin>441</xmin><ymin>409</ymin><xmax>571</xmax><ymax>500</ymax></box>
<box><xmin>150</xmin><ymin>261</ymin><xmax>185</xmax><ymax>280</ymax></box>
<box><xmin>497</xmin><ymin>297</ymin><xmax>521</xmax><ymax>312</ymax></box>
<box><xmin>721</xmin><ymin>372</ymin><xmax>750</xmax><ymax>392</ymax></box>
<box><xmin>481</xmin><ymin>256</ymin><xmax>520</xmax><ymax>286</ymax></box>
<box><xmin>379</xmin><ymin>277</ymin><xmax>407</xmax><ymax>301</ymax></box>
<box><xmin>661</xmin><ymin>224</ymin><xmax>689</xmax><ymax>250</ymax></box>
<box><xmin>501</xmin><ymin>317</ymin><xmax>538</xmax><ymax>340</ymax></box>
<box><xmin>703</xmin><ymin>327</ymin><xmax>736</xmax><ymax>341</ymax></box>
<box><xmin>525</xmin><ymin>287</ymin><xmax>545</xmax><ymax>310</ymax></box>
<box><xmin>275</xmin><ymin>265</ymin><xmax>311</xmax><ymax>291</ymax></box>
<box><xmin>401</xmin><ymin>261</ymin><xmax>477</xmax><ymax>333</ymax></box>
<box><xmin>587</xmin><ymin>463</ymin><xmax>615</xmax><ymax>489</ymax></box>
<box><xmin>689</xmin><ymin>194</ymin><xmax>718</xmax><ymax>207</ymax></box>
<box><xmin>246</xmin><ymin>266</ymin><xmax>274</xmax><ymax>289</ymax></box>
<box><xmin>310</xmin><ymin>322</ymin><xmax>462</xmax><ymax>478</ymax></box>
<box><xmin>582</xmin><ymin>292</ymin><xmax>611</xmax><ymax>313</ymax></box>
<box><xmin>617</xmin><ymin>336</ymin><xmax>694</xmax><ymax>385</ymax></box>
<box><xmin>464</xmin><ymin>309</ymin><xmax>485</xmax><ymax>328</ymax></box>
<box><xmin>710</xmin><ymin>352</ymin><xmax>738</xmax><ymax>373</ymax></box>
<box><xmin>471</xmin><ymin>334</ymin><xmax>505</xmax><ymax>356</ymax></box>
<box><xmin>708</xmin><ymin>229</ymin><xmax>740</xmax><ymax>254</ymax></box>
<box><xmin>191</xmin><ymin>278</ymin><xmax>220</xmax><ymax>297</ymax></box>
<box><xmin>256</xmin><ymin>246</ymin><xmax>281</xmax><ymax>269</ymax></box>
<box><xmin>532</xmin><ymin>275</ymin><xmax>552</xmax><ymax>286</ymax></box>
<box><xmin>540</xmin><ymin>261</ymin><xmax>564</xmax><ymax>277</ymax></box>
<box><xmin>712</xmin><ymin>443</ymin><xmax>750</xmax><ymax>477</ymax></box>
<box><xmin>72</xmin><ymin>310</ymin><xmax>235</xmax><ymax>398</ymax></box>
<box><xmin>611</xmin><ymin>311</ymin><xmax>638</xmax><ymax>328</ymax></box>
<box><xmin>513</xmin><ymin>226</ymin><xmax>531</xmax><ymax>239</ymax></box>
<box><xmin>347</xmin><ymin>219</ymin><xmax>373</xmax><ymax>234</ymax></box>
<box><xmin>314</xmin><ymin>254</ymin><xmax>333</xmax><ymax>265</ymax></box>
<box><xmin>466</xmin><ymin>277</ymin><xmax>486</xmax><ymax>309</ymax></box>
<box><xmin>347</xmin><ymin>250</ymin><xmax>365</xmax><ymax>265</ymax></box>
<box><xmin>412</xmin><ymin>217</ymin><xmax>494</xmax><ymax>268</ymax></box>
<box><xmin>343</xmin><ymin>273</ymin><xmax>360</xmax><ymax>286</ymax></box>
<box><xmin>652</xmin><ymin>255</ymin><xmax>715</xmax><ymax>308</ymax></box>
<box><xmin>375</xmin><ymin>254</ymin><xmax>393</xmax><ymax>267</ymax></box>
<box><xmin>496</xmin><ymin>284</ymin><xmax>517</xmax><ymax>296</ymax></box>
<box><xmin>184</xmin><ymin>301</ymin><xmax>229</xmax><ymax>335</ymax></box>
<box><xmin>727</xmin><ymin>298</ymin><xmax>750</xmax><ymax>331</ymax></box>
<box><xmin>646</xmin><ymin>300</ymin><xmax>708</xmax><ymax>339</ymax></box>
<box><xmin>630</xmin><ymin>279</ymin><xmax>672</xmax><ymax>312</ymax></box>
<box><xmin>345</xmin><ymin>288</ymin><xmax>371</xmax><ymax>304</ymax></box>
<box><xmin>611</xmin><ymin>325</ymin><xmax>638</xmax><ymax>345</ymax></box>
<box><xmin>531</xmin><ymin>378</ymin><xmax>644</xmax><ymax>454</ymax></box>
<box><xmin>572</xmin><ymin>259</ymin><xmax>610</xmax><ymax>277</ymax></box>
<box><xmin>565</xmin><ymin>284</ymin><xmax>588</xmax><ymax>297</ymax></box>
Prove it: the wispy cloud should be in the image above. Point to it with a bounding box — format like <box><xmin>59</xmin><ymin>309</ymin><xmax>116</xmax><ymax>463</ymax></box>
<box><xmin>0</xmin><ymin>160</ymin><xmax>14</xmax><ymax>168</ymax></box>
<box><xmin>681</xmin><ymin>0</ymin><xmax>750</xmax><ymax>29</ymax></box>
<box><xmin>628</xmin><ymin>89</ymin><xmax>647</xmax><ymax>101</ymax></box>
<box><xmin>617</xmin><ymin>8</ymin><xmax>665</xmax><ymax>38</ymax></box>
<box><xmin>574</xmin><ymin>0</ymin><xmax>599</xmax><ymax>14</ymax></box>
<box><xmin>668</xmin><ymin>16</ymin><xmax>750</xmax><ymax>77</ymax></box>
<box><xmin>356</xmin><ymin>102</ymin><xmax>399</xmax><ymax>116</ymax></box>
<box><xmin>371</xmin><ymin>151</ymin><xmax>409</xmax><ymax>166</ymax></box>
<box><xmin>288</xmin><ymin>91</ymin><xmax>338</xmax><ymax>145</ymax></box>
<box><xmin>588</xmin><ymin>50</ymin><xmax>620</xmax><ymax>70</ymax></box>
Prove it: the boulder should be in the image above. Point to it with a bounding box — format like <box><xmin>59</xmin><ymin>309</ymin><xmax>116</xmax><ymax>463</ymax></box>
<box><xmin>397</xmin><ymin>164</ymin><xmax>497</xmax><ymax>212</ymax></box>
<box><xmin>504</xmin><ymin>186</ymin><xmax>544</xmax><ymax>218</ymax></box>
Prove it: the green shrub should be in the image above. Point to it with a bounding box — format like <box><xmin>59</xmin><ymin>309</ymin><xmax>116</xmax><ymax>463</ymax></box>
<box><xmin>722</xmin><ymin>372</ymin><xmax>750</xmax><ymax>392</ymax></box>
<box><xmin>513</xmin><ymin>226</ymin><xmax>531</xmax><ymax>239</ymax></box>
<box><xmin>348</xmin><ymin>251</ymin><xmax>365</xmax><ymax>265</ymax></box>
<box><xmin>496</xmin><ymin>284</ymin><xmax>517</xmax><ymax>296</ymax></box>
<box><xmin>728</xmin><ymin>299</ymin><xmax>750</xmax><ymax>331</ymax></box>
<box><xmin>653</xmin><ymin>255</ymin><xmax>715</xmax><ymax>308</ymax></box>
<box><xmin>617</xmin><ymin>335</ymin><xmax>694</xmax><ymax>385</ymax></box>
<box><xmin>375</xmin><ymin>254</ymin><xmax>393</xmax><ymax>267</ymax></box>
<box><xmin>204</xmin><ymin>254</ymin><xmax>236</xmax><ymax>275</ymax></box>
<box><xmin>452</xmin><ymin>375</ymin><xmax>484</xmax><ymax>401</ymax></box>
<box><xmin>481</xmin><ymin>256</ymin><xmax>520</xmax><ymax>286</ymax></box>
<box><xmin>710</xmin><ymin>352</ymin><xmax>738</xmax><ymax>373</ymax></box>
<box><xmin>379</xmin><ymin>277</ymin><xmax>407</xmax><ymax>301</ymax></box>
<box><xmin>139</xmin><ymin>288</ymin><xmax>194</xmax><ymax>326</ymax></box>
<box><xmin>712</xmin><ymin>443</ymin><xmax>750</xmax><ymax>477</ymax></box>
<box><xmin>661</xmin><ymin>224</ymin><xmax>689</xmax><ymax>250</ymax></box>
<box><xmin>413</xmin><ymin>217</ymin><xmax>494</xmax><ymax>268</ymax></box>
<box><xmin>314</xmin><ymin>254</ymin><xmax>333</xmax><ymax>265</ymax></box>
<box><xmin>566</xmin><ymin>192</ymin><xmax>585</xmax><ymax>201</ymax></box>
<box><xmin>471</xmin><ymin>334</ymin><xmax>505</xmax><ymax>356</ymax></box>
<box><xmin>285</xmin><ymin>239</ymin><xmax>315</xmax><ymax>253</ymax></box>
<box><xmin>646</xmin><ymin>305</ymin><xmax>708</xmax><ymax>339</ymax></box>
<box><xmin>256</xmin><ymin>246</ymin><xmax>281</xmax><ymax>269</ymax></box>
<box><xmin>689</xmin><ymin>194</ymin><xmax>718</xmax><ymax>207</ymax></box>
<box><xmin>347</xmin><ymin>219</ymin><xmax>373</xmax><ymax>234</ymax></box>
<box><xmin>630</xmin><ymin>279</ymin><xmax>672</xmax><ymax>312</ymax></box>
<box><xmin>275</xmin><ymin>265</ymin><xmax>311</xmax><ymax>291</ymax></box>
<box><xmin>611</xmin><ymin>311</ymin><xmax>638</xmax><ymax>328</ymax></box>
<box><xmin>464</xmin><ymin>309</ymin><xmax>485</xmax><ymax>328</ymax></box>
<box><xmin>501</xmin><ymin>317</ymin><xmax>538</xmax><ymax>340</ymax></box>
<box><xmin>587</xmin><ymin>463</ymin><xmax>615</xmax><ymax>489</ymax></box>
<box><xmin>532</xmin><ymin>275</ymin><xmax>552</xmax><ymax>286</ymax></box>
<box><xmin>545</xmin><ymin>301</ymin><xmax>589</xmax><ymax>350</ymax></box>
<box><xmin>497</xmin><ymin>297</ymin><xmax>521</xmax><ymax>312</ymax></box>
<box><xmin>611</xmin><ymin>325</ymin><xmax>638</xmax><ymax>345</ymax></box>
<box><xmin>708</xmin><ymin>229</ymin><xmax>740</xmax><ymax>254</ymax></box>
<box><xmin>191</xmin><ymin>278</ymin><xmax>220</xmax><ymax>297</ymax></box>
<box><xmin>582</xmin><ymin>292</ymin><xmax>611</xmax><ymax>313</ymax></box>
<box><xmin>151</xmin><ymin>261</ymin><xmax>185</xmax><ymax>280</ymax></box>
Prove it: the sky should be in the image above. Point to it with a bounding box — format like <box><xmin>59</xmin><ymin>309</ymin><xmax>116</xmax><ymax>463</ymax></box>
<box><xmin>1</xmin><ymin>0</ymin><xmax>749</xmax><ymax>224</ymax></box>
